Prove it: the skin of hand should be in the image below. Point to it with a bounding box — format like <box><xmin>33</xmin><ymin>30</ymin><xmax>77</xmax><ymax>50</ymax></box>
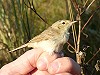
<box><xmin>0</xmin><ymin>48</ymin><xmax>81</xmax><ymax>75</ymax></box>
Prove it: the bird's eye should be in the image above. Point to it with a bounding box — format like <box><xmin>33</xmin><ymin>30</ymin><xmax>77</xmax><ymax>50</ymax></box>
<box><xmin>62</xmin><ymin>22</ymin><xmax>65</xmax><ymax>24</ymax></box>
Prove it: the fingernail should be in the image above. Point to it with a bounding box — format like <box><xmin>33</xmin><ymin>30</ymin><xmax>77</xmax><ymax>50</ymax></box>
<box><xmin>37</xmin><ymin>58</ymin><xmax>47</xmax><ymax>70</ymax></box>
<box><xmin>49</xmin><ymin>61</ymin><xmax>59</xmax><ymax>74</ymax></box>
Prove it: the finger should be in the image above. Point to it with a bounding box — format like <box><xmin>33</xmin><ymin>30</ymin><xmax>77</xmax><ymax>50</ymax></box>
<box><xmin>55</xmin><ymin>72</ymin><xmax>72</xmax><ymax>75</ymax></box>
<box><xmin>0</xmin><ymin>48</ymin><xmax>44</xmax><ymax>75</ymax></box>
<box><xmin>48</xmin><ymin>57</ymin><xmax>81</xmax><ymax>75</ymax></box>
<box><xmin>29</xmin><ymin>69</ymin><xmax>51</xmax><ymax>75</ymax></box>
<box><xmin>37</xmin><ymin>52</ymin><xmax>58</xmax><ymax>70</ymax></box>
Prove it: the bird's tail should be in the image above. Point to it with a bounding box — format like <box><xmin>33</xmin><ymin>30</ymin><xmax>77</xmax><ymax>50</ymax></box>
<box><xmin>9</xmin><ymin>44</ymin><xmax>28</xmax><ymax>52</ymax></box>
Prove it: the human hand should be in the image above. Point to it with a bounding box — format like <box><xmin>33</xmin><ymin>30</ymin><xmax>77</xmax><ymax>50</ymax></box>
<box><xmin>0</xmin><ymin>49</ymin><xmax>81</xmax><ymax>75</ymax></box>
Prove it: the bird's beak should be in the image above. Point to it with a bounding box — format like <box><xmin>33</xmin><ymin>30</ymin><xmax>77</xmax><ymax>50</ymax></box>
<box><xmin>71</xmin><ymin>21</ymin><xmax>77</xmax><ymax>24</ymax></box>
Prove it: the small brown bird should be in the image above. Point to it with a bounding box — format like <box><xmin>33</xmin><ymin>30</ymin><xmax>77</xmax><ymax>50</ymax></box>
<box><xmin>9</xmin><ymin>20</ymin><xmax>77</xmax><ymax>55</ymax></box>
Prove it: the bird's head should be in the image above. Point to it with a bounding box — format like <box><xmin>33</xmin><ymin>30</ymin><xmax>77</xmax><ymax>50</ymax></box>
<box><xmin>51</xmin><ymin>20</ymin><xmax>77</xmax><ymax>33</ymax></box>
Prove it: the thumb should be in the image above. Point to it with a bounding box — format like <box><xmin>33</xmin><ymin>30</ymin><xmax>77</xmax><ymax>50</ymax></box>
<box><xmin>0</xmin><ymin>49</ymin><xmax>43</xmax><ymax>75</ymax></box>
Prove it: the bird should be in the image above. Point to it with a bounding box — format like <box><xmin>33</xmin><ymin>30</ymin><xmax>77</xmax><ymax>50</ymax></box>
<box><xmin>9</xmin><ymin>20</ymin><xmax>77</xmax><ymax>55</ymax></box>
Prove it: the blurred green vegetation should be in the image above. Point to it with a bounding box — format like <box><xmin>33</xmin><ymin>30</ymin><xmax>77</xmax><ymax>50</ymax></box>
<box><xmin>0</xmin><ymin>0</ymin><xmax>100</xmax><ymax>75</ymax></box>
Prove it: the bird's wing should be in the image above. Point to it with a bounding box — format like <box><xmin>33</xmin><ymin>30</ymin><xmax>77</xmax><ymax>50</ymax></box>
<box><xmin>29</xmin><ymin>27</ymin><xmax>60</xmax><ymax>43</ymax></box>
